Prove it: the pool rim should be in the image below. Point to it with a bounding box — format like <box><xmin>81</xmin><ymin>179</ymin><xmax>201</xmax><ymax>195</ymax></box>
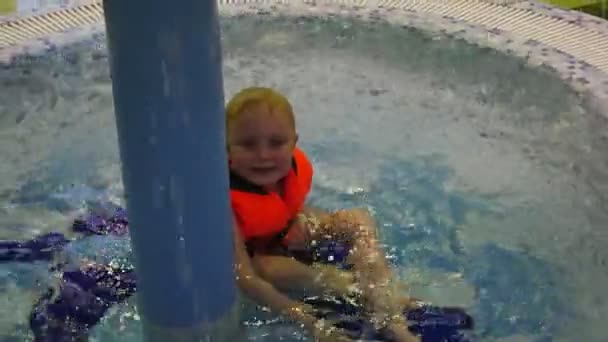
<box><xmin>0</xmin><ymin>0</ymin><xmax>607</xmax><ymax>116</ymax></box>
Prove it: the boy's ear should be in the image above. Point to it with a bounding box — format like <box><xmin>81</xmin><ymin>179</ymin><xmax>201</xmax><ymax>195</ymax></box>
<box><xmin>294</xmin><ymin>134</ymin><xmax>299</xmax><ymax>144</ymax></box>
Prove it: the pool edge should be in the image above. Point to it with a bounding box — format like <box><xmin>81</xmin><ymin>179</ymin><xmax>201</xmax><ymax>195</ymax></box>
<box><xmin>1</xmin><ymin>0</ymin><xmax>607</xmax><ymax>115</ymax></box>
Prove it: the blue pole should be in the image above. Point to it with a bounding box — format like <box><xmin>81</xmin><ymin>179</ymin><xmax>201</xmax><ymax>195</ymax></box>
<box><xmin>101</xmin><ymin>0</ymin><xmax>238</xmax><ymax>340</ymax></box>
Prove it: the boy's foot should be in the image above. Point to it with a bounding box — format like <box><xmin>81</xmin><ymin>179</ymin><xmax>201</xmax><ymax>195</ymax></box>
<box><xmin>384</xmin><ymin>321</ymin><xmax>420</xmax><ymax>342</ymax></box>
<box><xmin>362</xmin><ymin>282</ymin><xmax>421</xmax><ymax>341</ymax></box>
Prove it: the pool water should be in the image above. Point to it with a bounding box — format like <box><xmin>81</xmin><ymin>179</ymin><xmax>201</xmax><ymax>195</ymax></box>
<box><xmin>1</xmin><ymin>14</ymin><xmax>608</xmax><ymax>341</ymax></box>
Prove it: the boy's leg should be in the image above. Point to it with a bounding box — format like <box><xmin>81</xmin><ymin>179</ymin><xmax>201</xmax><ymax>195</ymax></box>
<box><xmin>251</xmin><ymin>254</ymin><xmax>356</xmax><ymax>298</ymax></box>
<box><xmin>304</xmin><ymin>207</ymin><xmax>404</xmax><ymax>289</ymax></box>
<box><xmin>303</xmin><ymin>207</ymin><xmax>419</xmax><ymax>299</ymax></box>
<box><xmin>305</xmin><ymin>208</ymin><xmax>419</xmax><ymax>341</ymax></box>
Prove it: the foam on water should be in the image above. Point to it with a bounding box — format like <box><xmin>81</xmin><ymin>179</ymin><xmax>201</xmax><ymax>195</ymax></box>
<box><xmin>1</xmin><ymin>15</ymin><xmax>607</xmax><ymax>341</ymax></box>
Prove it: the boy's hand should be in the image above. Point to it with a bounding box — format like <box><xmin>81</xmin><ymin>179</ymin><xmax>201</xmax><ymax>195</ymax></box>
<box><xmin>295</xmin><ymin>305</ymin><xmax>352</xmax><ymax>342</ymax></box>
<box><xmin>312</xmin><ymin>319</ymin><xmax>353</xmax><ymax>342</ymax></box>
<box><xmin>285</xmin><ymin>220</ymin><xmax>313</xmax><ymax>250</ymax></box>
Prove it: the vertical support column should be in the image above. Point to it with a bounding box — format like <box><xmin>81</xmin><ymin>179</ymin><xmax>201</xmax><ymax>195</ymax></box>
<box><xmin>102</xmin><ymin>0</ymin><xmax>238</xmax><ymax>340</ymax></box>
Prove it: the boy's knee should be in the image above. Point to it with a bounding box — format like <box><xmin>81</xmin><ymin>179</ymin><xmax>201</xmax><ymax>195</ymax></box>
<box><xmin>334</xmin><ymin>208</ymin><xmax>375</xmax><ymax>227</ymax></box>
<box><xmin>349</xmin><ymin>208</ymin><xmax>374</xmax><ymax>221</ymax></box>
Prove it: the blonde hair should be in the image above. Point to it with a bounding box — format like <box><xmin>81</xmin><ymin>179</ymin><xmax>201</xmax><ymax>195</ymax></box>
<box><xmin>225</xmin><ymin>87</ymin><xmax>295</xmax><ymax>138</ymax></box>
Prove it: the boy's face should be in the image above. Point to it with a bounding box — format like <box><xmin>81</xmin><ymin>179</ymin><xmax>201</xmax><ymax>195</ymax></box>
<box><xmin>228</xmin><ymin>104</ymin><xmax>297</xmax><ymax>189</ymax></box>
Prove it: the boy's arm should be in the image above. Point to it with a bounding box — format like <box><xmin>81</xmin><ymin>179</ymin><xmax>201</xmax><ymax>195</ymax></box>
<box><xmin>231</xmin><ymin>217</ymin><xmax>318</xmax><ymax>332</ymax></box>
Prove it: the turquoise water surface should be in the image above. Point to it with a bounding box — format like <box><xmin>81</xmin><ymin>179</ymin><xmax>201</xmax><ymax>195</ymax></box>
<box><xmin>1</xmin><ymin>15</ymin><xmax>606</xmax><ymax>341</ymax></box>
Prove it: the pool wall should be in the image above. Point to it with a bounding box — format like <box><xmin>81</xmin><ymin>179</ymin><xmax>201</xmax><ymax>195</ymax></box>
<box><xmin>1</xmin><ymin>0</ymin><xmax>608</xmax><ymax>116</ymax></box>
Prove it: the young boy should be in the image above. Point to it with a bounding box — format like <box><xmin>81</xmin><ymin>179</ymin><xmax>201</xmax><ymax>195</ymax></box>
<box><xmin>227</xmin><ymin>87</ymin><xmax>419</xmax><ymax>341</ymax></box>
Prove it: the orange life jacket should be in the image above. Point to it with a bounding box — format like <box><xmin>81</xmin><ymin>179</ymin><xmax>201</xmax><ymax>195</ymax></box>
<box><xmin>229</xmin><ymin>147</ymin><xmax>313</xmax><ymax>249</ymax></box>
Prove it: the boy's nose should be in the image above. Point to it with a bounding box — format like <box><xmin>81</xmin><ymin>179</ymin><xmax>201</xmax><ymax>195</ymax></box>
<box><xmin>256</xmin><ymin>146</ymin><xmax>273</xmax><ymax>159</ymax></box>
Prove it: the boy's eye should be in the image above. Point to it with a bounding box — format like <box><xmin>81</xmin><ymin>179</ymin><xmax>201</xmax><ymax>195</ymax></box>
<box><xmin>270</xmin><ymin>138</ymin><xmax>288</xmax><ymax>148</ymax></box>
<box><xmin>231</xmin><ymin>137</ymin><xmax>290</xmax><ymax>151</ymax></box>
<box><xmin>236</xmin><ymin>140</ymin><xmax>256</xmax><ymax>148</ymax></box>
